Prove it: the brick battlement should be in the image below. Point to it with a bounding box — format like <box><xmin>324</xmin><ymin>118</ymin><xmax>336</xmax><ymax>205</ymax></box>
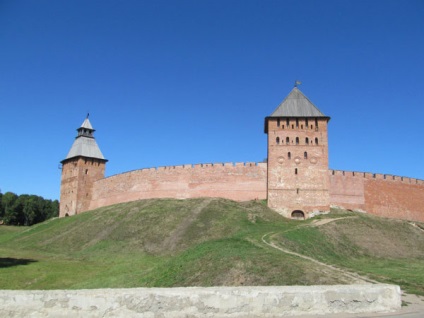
<box><xmin>101</xmin><ymin>162</ymin><xmax>266</xmax><ymax>181</ymax></box>
<box><xmin>329</xmin><ymin>169</ymin><xmax>424</xmax><ymax>222</ymax></box>
<box><xmin>88</xmin><ymin>162</ymin><xmax>268</xmax><ymax>211</ymax></box>
<box><xmin>330</xmin><ymin>170</ymin><xmax>424</xmax><ymax>185</ymax></box>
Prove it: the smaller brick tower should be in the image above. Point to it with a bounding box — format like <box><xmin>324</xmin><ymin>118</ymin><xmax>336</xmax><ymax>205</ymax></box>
<box><xmin>59</xmin><ymin>116</ymin><xmax>107</xmax><ymax>217</ymax></box>
<box><xmin>265</xmin><ymin>86</ymin><xmax>330</xmax><ymax>219</ymax></box>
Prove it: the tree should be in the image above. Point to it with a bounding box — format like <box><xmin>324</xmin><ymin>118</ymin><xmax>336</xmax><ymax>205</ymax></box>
<box><xmin>0</xmin><ymin>192</ymin><xmax>59</xmax><ymax>226</ymax></box>
<box><xmin>0</xmin><ymin>191</ymin><xmax>3</xmax><ymax>219</ymax></box>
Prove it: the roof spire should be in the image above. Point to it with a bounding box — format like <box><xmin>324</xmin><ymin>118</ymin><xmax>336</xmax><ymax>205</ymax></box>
<box><xmin>87</xmin><ymin>112</ymin><xmax>90</xmax><ymax>119</ymax></box>
<box><xmin>294</xmin><ymin>80</ymin><xmax>302</xmax><ymax>88</ymax></box>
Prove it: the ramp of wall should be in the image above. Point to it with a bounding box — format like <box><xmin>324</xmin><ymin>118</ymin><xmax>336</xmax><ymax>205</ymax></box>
<box><xmin>89</xmin><ymin>162</ymin><xmax>267</xmax><ymax>211</ymax></box>
<box><xmin>329</xmin><ymin>170</ymin><xmax>424</xmax><ymax>222</ymax></box>
<box><xmin>0</xmin><ymin>285</ymin><xmax>401</xmax><ymax>317</ymax></box>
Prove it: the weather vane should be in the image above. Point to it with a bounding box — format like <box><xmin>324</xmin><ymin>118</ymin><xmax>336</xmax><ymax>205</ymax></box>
<box><xmin>294</xmin><ymin>80</ymin><xmax>302</xmax><ymax>87</ymax></box>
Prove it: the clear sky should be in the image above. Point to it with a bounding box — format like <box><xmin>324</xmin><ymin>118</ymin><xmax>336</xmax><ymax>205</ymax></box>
<box><xmin>1</xmin><ymin>0</ymin><xmax>423</xmax><ymax>201</ymax></box>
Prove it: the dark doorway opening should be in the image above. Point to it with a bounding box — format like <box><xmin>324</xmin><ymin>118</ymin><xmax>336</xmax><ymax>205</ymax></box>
<box><xmin>291</xmin><ymin>210</ymin><xmax>305</xmax><ymax>220</ymax></box>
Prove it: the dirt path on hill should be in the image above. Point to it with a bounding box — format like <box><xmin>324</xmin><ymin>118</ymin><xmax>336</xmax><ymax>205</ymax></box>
<box><xmin>162</xmin><ymin>198</ymin><xmax>213</xmax><ymax>251</ymax></box>
<box><xmin>261</xmin><ymin>217</ymin><xmax>379</xmax><ymax>285</ymax></box>
<box><xmin>310</xmin><ymin>216</ymin><xmax>358</xmax><ymax>227</ymax></box>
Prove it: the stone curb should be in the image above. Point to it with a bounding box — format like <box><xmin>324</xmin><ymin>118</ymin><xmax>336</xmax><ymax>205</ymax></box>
<box><xmin>0</xmin><ymin>284</ymin><xmax>401</xmax><ymax>317</ymax></box>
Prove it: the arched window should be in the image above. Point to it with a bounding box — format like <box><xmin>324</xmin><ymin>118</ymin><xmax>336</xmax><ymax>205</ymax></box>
<box><xmin>295</xmin><ymin>168</ymin><xmax>298</xmax><ymax>175</ymax></box>
<box><xmin>306</xmin><ymin>118</ymin><xmax>309</xmax><ymax>127</ymax></box>
<box><xmin>296</xmin><ymin>137</ymin><xmax>299</xmax><ymax>145</ymax></box>
<box><xmin>286</xmin><ymin>118</ymin><xmax>290</xmax><ymax>126</ymax></box>
<box><xmin>277</xmin><ymin>118</ymin><xmax>280</xmax><ymax>127</ymax></box>
<box><xmin>315</xmin><ymin>118</ymin><xmax>318</xmax><ymax>128</ymax></box>
<box><xmin>276</xmin><ymin>137</ymin><xmax>280</xmax><ymax>144</ymax></box>
<box><xmin>296</xmin><ymin>119</ymin><xmax>299</xmax><ymax>127</ymax></box>
<box><xmin>301</xmin><ymin>125</ymin><xmax>303</xmax><ymax>129</ymax></box>
<box><xmin>286</xmin><ymin>137</ymin><xmax>290</xmax><ymax>144</ymax></box>
<box><xmin>315</xmin><ymin>137</ymin><xmax>319</xmax><ymax>145</ymax></box>
<box><xmin>304</xmin><ymin>152</ymin><xmax>307</xmax><ymax>159</ymax></box>
<box><xmin>288</xmin><ymin>152</ymin><xmax>291</xmax><ymax>159</ymax></box>
<box><xmin>305</xmin><ymin>137</ymin><xmax>309</xmax><ymax>145</ymax></box>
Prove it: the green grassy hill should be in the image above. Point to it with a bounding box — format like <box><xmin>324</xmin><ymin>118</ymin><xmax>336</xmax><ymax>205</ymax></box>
<box><xmin>0</xmin><ymin>198</ymin><xmax>423</xmax><ymax>295</ymax></box>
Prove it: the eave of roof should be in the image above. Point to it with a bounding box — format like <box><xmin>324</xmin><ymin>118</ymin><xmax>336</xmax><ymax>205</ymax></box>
<box><xmin>264</xmin><ymin>87</ymin><xmax>330</xmax><ymax>133</ymax></box>
<box><xmin>61</xmin><ymin>136</ymin><xmax>106</xmax><ymax>163</ymax></box>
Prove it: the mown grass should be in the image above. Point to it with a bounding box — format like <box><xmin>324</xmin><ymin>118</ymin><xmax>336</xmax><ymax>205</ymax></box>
<box><xmin>0</xmin><ymin>198</ymin><xmax>423</xmax><ymax>295</ymax></box>
<box><xmin>273</xmin><ymin>213</ymin><xmax>424</xmax><ymax>295</ymax></box>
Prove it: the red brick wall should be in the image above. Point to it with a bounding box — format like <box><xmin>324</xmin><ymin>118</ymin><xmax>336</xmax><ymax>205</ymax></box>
<box><xmin>329</xmin><ymin>170</ymin><xmax>365</xmax><ymax>211</ymax></box>
<box><xmin>60</xmin><ymin>157</ymin><xmax>106</xmax><ymax>217</ymax></box>
<box><xmin>329</xmin><ymin>170</ymin><xmax>424</xmax><ymax>222</ymax></box>
<box><xmin>88</xmin><ymin>162</ymin><xmax>267</xmax><ymax>211</ymax></box>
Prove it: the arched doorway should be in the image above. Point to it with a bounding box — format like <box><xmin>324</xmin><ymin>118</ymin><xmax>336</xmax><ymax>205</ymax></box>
<box><xmin>291</xmin><ymin>210</ymin><xmax>305</xmax><ymax>220</ymax></box>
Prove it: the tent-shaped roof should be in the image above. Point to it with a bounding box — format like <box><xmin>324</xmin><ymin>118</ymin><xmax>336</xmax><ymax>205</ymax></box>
<box><xmin>269</xmin><ymin>87</ymin><xmax>327</xmax><ymax>117</ymax></box>
<box><xmin>265</xmin><ymin>87</ymin><xmax>329</xmax><ymax>133</ymax></box>
<box><xmin>63</xmin><ymin>137</ymin><xmax>106</xmax><ymax>161</ymax></box>
<box><xmin>80</xmin><ymin>117</ymin><xmax>94</xmax><ymax>130</ymax></box>
<box><xmin>61</xmin><ymin>117</ymin><xmax>106</xmax><ymax>163</ymax></box>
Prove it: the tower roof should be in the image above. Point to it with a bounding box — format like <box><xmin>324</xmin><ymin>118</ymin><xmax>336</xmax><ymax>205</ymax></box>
<box><xmin>61</xmin><ymin>117</ymin><xmax>107</xmax><ymax>163</ymax></box>
<box><xmin>269</xmin><ymin>87</ymin><xmax>327</xmax><ymax>118</ymax></box>
<box><xmin>80</xmin><ymin>117</ymin><xmax>94</xmax><ymax>130</ymax></box>
<box><xmin>265</xmin><ymin>87</ymin><xmax>330</xmax><ymax>133</ymax></box>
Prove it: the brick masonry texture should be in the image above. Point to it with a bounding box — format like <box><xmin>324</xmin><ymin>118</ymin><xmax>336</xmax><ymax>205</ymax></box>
<box><xmin>71</xmin><ymin>161</ymin><xmax>424</xmax><ymax>222</ymax></box>
<box><xmin>329</xmin><ymin>170</ymin><xmax>424</xmax><ymax>222</ymax></box>
<box><xmin>266</xmin><ymin>117</ymin><xmax>330</xmax><ymax>218</ymax></box>
<box><xmin>88</xmin><ymin>163</ymin><xmax>268</xmax><ymax>211</ymax></box>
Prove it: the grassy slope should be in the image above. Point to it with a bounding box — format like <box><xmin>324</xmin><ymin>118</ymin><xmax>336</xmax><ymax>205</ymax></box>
<box><xmin>0</xmin><ymin>199</ymin><xmax>423</xmax><ymax>295</ymax></box>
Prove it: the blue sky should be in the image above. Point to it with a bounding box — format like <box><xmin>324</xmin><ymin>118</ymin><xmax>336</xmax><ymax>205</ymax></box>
<box><xmin>1</xmin><ymin>0</ymin><xmax>423</xmax><ymax>200</ymax></box>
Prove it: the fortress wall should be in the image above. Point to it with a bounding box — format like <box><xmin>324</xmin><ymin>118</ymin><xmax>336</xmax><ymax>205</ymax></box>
<box><xmin>329</xmin><ymin>170</ymin><xmax>424</xmax><ymax>222</ymax></box>
<box><xmin>329</xmin><ymin>170</ymin><xmax>366</xmax><ymax>211</ymax></box>
<box><xmin>364</xmin><ymin>177</ymin><xmax>424</xmax><ymax>222</ymax></box>
<box><xmin>89</xmin><ymin>162</ymin><xmax>267</xmax><ymax>211</ymax></box>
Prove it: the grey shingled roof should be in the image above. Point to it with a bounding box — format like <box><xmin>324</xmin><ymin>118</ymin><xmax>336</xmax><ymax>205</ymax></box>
<box><xmin>80</xmin><ymin>118</ymin><xmax>94</xmax><ymax>130</ymax></box>
<box><xmin>269</xmin><ymin>87</ymin><xmax>327</xmax><ymax>117</ymax></box>
<box><xmin>62</xmin><ymin>118</ymin><xmax>106</xmax><ymax>162</ymax></box>
<box><xmin>64</xmin><ymin>137</ymin><xmax>106</xmax><ymax>161</ymax></box>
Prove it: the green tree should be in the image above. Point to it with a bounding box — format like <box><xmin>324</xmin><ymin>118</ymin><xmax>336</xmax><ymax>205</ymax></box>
<box><xmin>2</xmin><ymin>192</ymin><xmax>19</xmax><ymax>225</ymax></box>
<box><xmin>0</xmin><ymin>191</ymin><xmax>3</xmax><ymax>219</ymax></box>
<box><xmin>1</xmin><ymin>192</ymin><xmax>59</xmax><ymax>226</ymax></box>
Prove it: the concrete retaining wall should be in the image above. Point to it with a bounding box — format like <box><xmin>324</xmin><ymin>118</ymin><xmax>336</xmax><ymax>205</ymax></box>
<box><xmin>0</xmin><ymin>284</ymin><xmax>401</xmax><ymax>317</ymax></box>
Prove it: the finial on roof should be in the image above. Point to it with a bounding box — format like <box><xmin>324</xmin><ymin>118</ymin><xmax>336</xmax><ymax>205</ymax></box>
<box><xmin>294</xmin><ymin>80</ymin><xmax>302</xmax><ymax>88</ymax></box>
<box><xmin>87</xmin><ymin>112</ymin><xmax>90</xmax><ymax>119</ymax></box>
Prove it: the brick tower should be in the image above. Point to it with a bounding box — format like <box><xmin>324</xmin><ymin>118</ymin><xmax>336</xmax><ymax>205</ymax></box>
<box><xmin>59</xmin><ymin>116</ymin><xmax>107</xmax><ymax>217</ymax></box>
<box><xmin>265</xmin><ymin>86</ymin><xmax>330</xmax><ymax>219</ymax></box>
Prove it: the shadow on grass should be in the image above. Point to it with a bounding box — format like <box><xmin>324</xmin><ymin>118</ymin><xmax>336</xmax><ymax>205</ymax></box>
<box><xmin>0</xmin><ymin>257</ymin><xmax>37</xmax><ymax>268</ymax></box>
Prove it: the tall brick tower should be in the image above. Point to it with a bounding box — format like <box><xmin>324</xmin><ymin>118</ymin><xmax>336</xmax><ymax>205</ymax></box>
<box><xmin>265</xmin><ymin>86</ymin><xmax>330</xmax><ymax>219</ymax></box>
<box><xmin>59</xmin><ymin>116</ymin><xmax>107</xmax><ymax>217</ymax></box>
